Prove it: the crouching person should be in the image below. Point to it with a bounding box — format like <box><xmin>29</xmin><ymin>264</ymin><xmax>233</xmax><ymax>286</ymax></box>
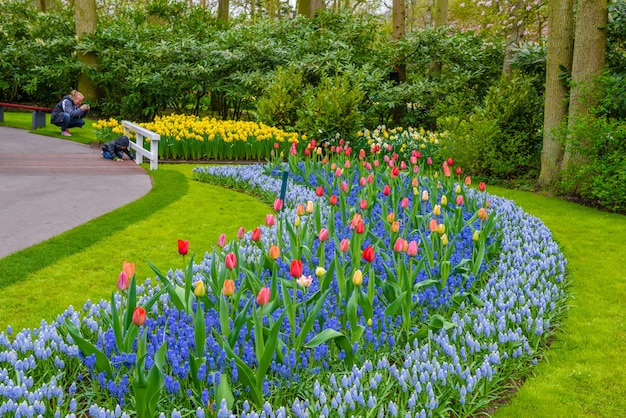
<box><xmin>102</xmin><ymin>135</ymin><xmax>135</xmax><ymax>162</ymax></box>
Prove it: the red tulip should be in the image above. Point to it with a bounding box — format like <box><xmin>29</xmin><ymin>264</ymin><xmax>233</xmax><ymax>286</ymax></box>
<box><xmin>355</xmin><ymin>220</ymin><xmax>365</xmax><ymax>234</ymax></box>
<box><xmin>427</xmin><ymin>157</ymin><xmax>433</xmax><ymax>165</ymax></box>
<box><xmin>329</xmin><ymin>195</ymin><xmax>338</xmax><ymax>206</ymax></box>
<box><xmin>391</xmin><ymin>166</ymin><xmax>400</xmax><ymax>178</ymax></box>
<box><xmin>178</xmin><ymin>239</ymin><xmax>189</xmax><ymax>256</ymax></box>
<box><xmin>304</xmin><ymin>148</ymin><xmax>310</xmax><ymax>156</ymax></box>
<box><xmin>362</xmin><ymin>246</ymin><xmax>375</xmax><ymax>263</ymax></box>
<box><xmin>383</xmin><ymin>185</ymin><xmax>391</xmax><ymax>196</ymax></box>
<box><xmin>251</xmin><ymin>227</ymin><xmax>261</xmax><ymax>242</ymax></box>
<box><xmin>456</xmin><ymin>166</ymin><xmax>462</xmax><ymax>175</ymax></box>
<box><xmin>447</xmin><ymin>157</ymin><xmax>454</xmax><ymax>166</ymax></box>
<box><xmin>360</xmin><ymin>199</ymin><xmax>368</xmax><ymax>210</ymax></box>
<box><xmin>479</xmin><ymin>182</ymin><xmax>486</xmax><ymax>192</ymax></box>
<box><xmin>273</xmin><ymin>142</ymin><xmax>279</xmax><ymax>149</ymax></box>
<box><xmin>290</xmin><ymin>259</ymin><xmax>303</xmax><ymax>278</ymax></box>
<box><xmin>316</xmin><ymin>186</ymin><xmax>324</xmax><ymax>197</ymax></box>
<box><xmin>225</xmin><ymin>252</ymin><xmax>237</xmax><ymax>269</ymax></box>
<box><xmin>318</xmin><ymin>228</ymin><xmax>329</xmax><ymax>242</ymax></box>
<box><xmin>117</xmin><ymin>271</ymin><xmax>129</xmax><ymax>291</ymax></box>
<box><xmin>257</xmin><ymin>287</ymin><xmax>271</xmax><ymax>306</ymax></box>
<box><xmin>359</xmin><ymin>149</ymin><xmax>366</xmax><ymax>159</ymax></box>
<box><xmin>132</xmin><ymin>307</ymin><xmax>146</xmax><ymax>326</ymax></box>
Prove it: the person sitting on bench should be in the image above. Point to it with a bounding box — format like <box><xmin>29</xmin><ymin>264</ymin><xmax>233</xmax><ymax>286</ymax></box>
<box><xmin>51</xmin><ymin>90</ymin><xmax>90</xmax><ymax>137</ymax></box>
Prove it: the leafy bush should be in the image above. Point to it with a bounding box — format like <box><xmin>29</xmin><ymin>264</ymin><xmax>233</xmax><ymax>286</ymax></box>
<box><xmin>296</xmin><ymin>73</ymin><xmax>365</xmax><ymax>144</ymax></box>
<box><xmin>559</xmin><ymin>116</ymin><xmax>626</xmax><ymax>213</ymax></box>
<box><xmin>254</xmin><ymin>65</ymin><xmax>304</xmax><ymax>130</ymax></box>
<box><xmin>439</xmin><ymin>72</ymin><xmax>543</xmax><ymax>180</ymax></box>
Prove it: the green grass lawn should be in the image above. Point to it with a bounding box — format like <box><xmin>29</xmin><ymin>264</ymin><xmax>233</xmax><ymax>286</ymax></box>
<box><xmin>1</xmin><ymin>112</ymin><xmax>625</xmax><ymax>416</ymax></box>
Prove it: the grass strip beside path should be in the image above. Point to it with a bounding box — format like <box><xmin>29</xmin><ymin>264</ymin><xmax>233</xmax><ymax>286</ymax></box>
<box><xmin>490</xmin><ymin>186</ymin><xmax>626</xmax><ymax>418</ymax></box>
<box><xmin>0</xmin><ymin>165</ymin><xmax>269</xmax><ymax>333</ymax></box>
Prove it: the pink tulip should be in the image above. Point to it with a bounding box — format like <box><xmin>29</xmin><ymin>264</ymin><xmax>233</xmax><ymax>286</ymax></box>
<box><xmin>407</xmin><ymin>240</ymin><xmax>418</xmax><ymax>256</ymax></box>
<box><xmin>410</xmin><ymin>156</ymin><xmax>417</xmax><ymax>165</ymax></box>
<box><xmin>479</xmin><ymin>182</ymin><xmax>486</xmax><ymax>192</ymax></box>
<box><xmin>360</xmin><ymin>199</ymin><xmax>368</xmax><ymax>210</ymax></box>
<box><xmin>266</xmin><ymin>214</ymin><xmax>275</xmax><ymax>227</ymax></box>
<box><xmin>225</xmin><ymin>252</ymin><xmax>237</xmax><ymax>269</ymax></box>
<box><xmin>237</xmin><ymin>227</ymin><xmax>245</xmax><ymax>239</ymax></box>
<box><xmin>456</xmin><ymin>195</ymin><xmax>464</xmax><ymax>205</ymax></box>
<box><xmin>412</xmin><ymin>177</ymin><xmax>419</xmax><ymax>187</ymax></box>
<box><xmin>273</xmin><ymin>198</ymin><xmax>283</xmax><ymax>211</ymax></box>
<box><xmin>393</xmin><ymin>237</ymin><xmax>404</xmax><ymax>252</ymax></box>
<box><xmin>359</xmin><ymin>149</ymin><xmax>366</xmax><ymax>159</ymax></box>
<box><xmin>304</xmin><ymin>148</ymin><xmax>310</xmax><ymax>156</ymax></box>
<box><xmin>256</xmin><ymin>287</ymin><xmax>271</xmax><ymax>306</ymax></box>
<box><xmin>117</xmin><ymin>271</ymin><xmax>129</xmax><ymax>291</ymax></box>
<box><xmin>217</xmin><ymin>233</ymin><xmax>227</xmax><ymax>248</ymax></box>
<box><xmin>340</xmin><ymin>238</ymin><xmax>350</xmax><ymax>253</ymax></box>
<box><xmin>429</xmin><ymin>219</ymin><xmax>438</xmax><ymax>232</ymax></box>
<box><xmin>427</xmin><ymin>157</ymin><xmax>433</xmax><ymax>165</ymax></box>
<box><xmin>456</xmin><ymin>166</ymin><xmax>462</xmax><ymax>175</ymax></box>
<box><xmin>401</xmin><ymin>197</ymin><xmax>409</xmax><ymax>208</ymax></box>
<box><xmin>464</xmin><ymin>176</ymin><xmax>472</xmax><ymax>186</ymax></box>
<box><xmin>400</xmin><ymin>161</ymin><xmax>407</xmax><ymax>170</ymax></box>
<box><xmin>360</xmin><ymin>177</ymin><xmax>367</xmax><ymax>186</ymax></box>
<box><xmin>344</xmin><ymin>159</ymin><xmax>351</xmax><ymax>168</ymax></box>
<box><xmin>367</xmin><ymin>174</ymin><xmax>373</xmax><ymax>184</ymax></box>
<box><xmin>290</xmin><ymin>142</ymin><xmax>297</xmax><ymax>155</ymax></box>
<box><xmin>443</xmin><ymin>162</ymin><xmax>451</xmax><ymax>177</ymax></box>
<box><xmin>318</xmin><ymin>228</ymin><xmax>329</xmax><ymax>242</ymax></box>
<box><xmin>335</xmin><ymin>167</ymin><xmax>343</xmax><ymax>177</ymax></box>
<box><xmin>341</xmin><ymin>181</ymin><xmax>349</xmax><ymax>193</ymax></box>
<box><xmin>373</xmin><ymin>160</ymin><xmax>380</xmax><ymax>167</ymax></box>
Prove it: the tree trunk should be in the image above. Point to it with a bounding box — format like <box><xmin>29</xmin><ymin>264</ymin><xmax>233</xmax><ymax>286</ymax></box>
<box><xmin>434</xmin><ymin>0</ymin><xmax>448</xmax><ymax>27</ymax></box>
<box><xmin>74</xmin><ymin>0</ymin><xmax>100</xmax><ymax>102</ymax></box>
<box><xmin>561</xmin><ymin>0</ymin><xmax>607</xmax><ymax>180</ymax></box>
<box><xmin>392</xmin><ymin>0</ymin><xmax>406</xmax><ymax>124</ymax></box>
<box><xmin>537</xmin><ymin>0</ymin><xmax>574</xmax><ymax>187</ymax></box>
<box><xmin>218</xmin><ymin>0</ymin><xmax>229</xmax><ymax>21</ymax></box>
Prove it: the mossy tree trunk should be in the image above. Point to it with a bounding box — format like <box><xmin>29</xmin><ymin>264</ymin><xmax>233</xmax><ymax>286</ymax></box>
<box><xmin>561</xmin><ymin>0</ymin><xmax>607</xmax><ymax>191</ymax></box>
<box><xmin>537</xmin><ymin>0</ymin><xmax>574</xmax><ymax>188</ymax></box>
<box><xmin>218</xmin><ymin>0</ymin><xmax>229</xmax><ymax>21</ymax></box>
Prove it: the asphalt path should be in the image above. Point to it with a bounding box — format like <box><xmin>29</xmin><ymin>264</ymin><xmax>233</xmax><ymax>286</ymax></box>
<box><xmin>0</xmin><ymin>126</ymin><xmax>152</xmax><ymax>258</ymax></box>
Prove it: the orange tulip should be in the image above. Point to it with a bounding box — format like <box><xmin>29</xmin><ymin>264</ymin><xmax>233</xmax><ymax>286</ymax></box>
<box><xmin>222</xmin><ymin>279</ymin><xmax>235</xmax><ymax>297</ymax></box>
<box><xmin>132</xmin><ymin>307</ymin><xmax>146</xmax><ymax>326</ymax></box>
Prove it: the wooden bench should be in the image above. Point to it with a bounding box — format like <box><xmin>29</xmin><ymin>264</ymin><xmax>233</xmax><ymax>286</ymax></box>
<box><xmin>0</xmin><ymin>103</ymin><xmax>54</xmax><ymax>130</ymax></box>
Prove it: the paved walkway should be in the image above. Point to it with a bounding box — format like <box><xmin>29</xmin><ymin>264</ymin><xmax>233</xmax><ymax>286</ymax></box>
<box><xmin>0</xmin><ymin>127</ymin><xmax>152</xmax><ymax>258</ymax></box>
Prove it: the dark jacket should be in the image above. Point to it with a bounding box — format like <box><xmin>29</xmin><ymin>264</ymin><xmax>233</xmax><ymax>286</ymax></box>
<box><xmin>51</xmin><ymin>95</ymin><xmax>88</xmax><ymax>124</ymax></box>
<box><xmin>102</xmin><ymin>135</ymin><xmax>134</xmax><ymax>159</ymax></box>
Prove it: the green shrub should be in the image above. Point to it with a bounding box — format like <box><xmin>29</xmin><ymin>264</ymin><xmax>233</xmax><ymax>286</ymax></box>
<box><xmin>296</xmin><ymin>73</ymin><xmax>364</xmax><ymax>144</ymax></box>
<box><xmin>559</xmin><ymin>116</ymin><xmax>626</xmax><ymax>213</ymax></box>
<box><xmin>254</xmin><ymin>66</ymin><xmax>303</xmax><ymax>130</ymax></box>
<box><xmin>439</xmin><ymin>72</ymin><xmax>543</xmax><ymax>180</ymax></box>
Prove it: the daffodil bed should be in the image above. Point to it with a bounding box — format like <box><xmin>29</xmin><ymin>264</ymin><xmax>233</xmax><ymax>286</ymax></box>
<box><xmin>0</xmin><ymin>142</ymin><xmax>567</xmax><ymax>418</ymax></box>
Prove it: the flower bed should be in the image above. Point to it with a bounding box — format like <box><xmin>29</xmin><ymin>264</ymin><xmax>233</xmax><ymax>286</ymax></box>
<box><xmin>93</xmin><ymin>115</ymin><xmax>300</xmax><ymax>161</ymax></box>
<box><xmin>0</xmin><ymin>141</ymin><xmax>567</xmax><ymax>417</ymax></box>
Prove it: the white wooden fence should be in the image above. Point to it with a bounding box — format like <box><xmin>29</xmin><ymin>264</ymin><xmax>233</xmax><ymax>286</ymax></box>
<box><xmin>122</xmin><ymin>120</ymin><xmax>160</xmax><ymax>170</ymax></box>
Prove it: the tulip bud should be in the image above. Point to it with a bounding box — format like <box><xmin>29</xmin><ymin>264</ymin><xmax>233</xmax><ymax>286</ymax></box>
<box><xmin>194</xmin><ymin>280</ymin><xmax>206</xmax><ymax>297</ymax></box>
<box><xmin>225</xmin><ymin>252</ymin><xmax>237</xmax><ymax>269</ymax></box>
<box><xmin>433</xmin><ymin>205</ymin><xmax>441</xmax><ymax>216</ymax></box>
<box><xmin>178</xmin><ymin>239</ymin><xmax>189</xmax><ymax>256</ymax></box>
<box><xmin>367</xmin><ymin>318</ymin><xmax>373</xmax><ymax>326</ymax></box>
<box><xmin>455</xmin><ymin>184</ymin><xmax>461</xmax><ymax>194</ymax></box>
<box><xmin>387</xmin><ymin>212</ymin><xmax>395</xmax><ymax>222</ymax></box>
<box><xmin>290</xmin><ymin>259</ymin><xmax>303</xmax><ymax>278</ymax></box>
<box><xmin>269</xmin><ymin>245</ymin><xmax>280</xmax><ymax>260</ymax></box>
<box><xmin>473</xmin><ymin>230</ymin><xmax>480</xmax><ymax>242</ymax></box>
<box><xmin>315</xmin><ymin>266</ymin><xmax>327</xmax><ymax>277</ymax></box>
<box><xmin>441</xmin><ymin>233</ymin><xmax>449</xmax><ymax>246</ymax></box>
<box><xmin>306</xmin><ymin>200</ymin><xmax>314</xmax><ymax>213</ymax></box>
<box><xmin>352</xmin><ymin>269</ymin><xmax>363</xmax><ymax>286</ymax></box>
<box><xmin>122</xmin><ymin>262</ymin><xmax>135</xmax><ymax>278</ymax></box>
<box><xmin>341</xmin><ymin>181</ymin><xmax>349</xmax><ymax>193</ymax></box>
<box><xmin>132</xmin><ymin>307</ymin><xmax>146</xmax><ymax>326</ymax></box>
<box><xmin>117</xmin><ymin>271</ymin><xmax>129</xmax><ymax>291</ymax></box>
<box><xmin>294</xmin><ymin>216</ymin><xmax>301</xmax><ymax>227</ymax></box>
<box><xmin>222</xmin><ymin>279</ymin><xmax>235</xmax><ymax>296</ymax></box>
<box><xmin>437</xmin><ymin>223</ymin><xmax>446</xmax><ymax>235</ymax></box>
<box><xmin>256</xmin><ymin>287</ymin><xmax>271</xmax><ymax>305</ymax></box>
<box><xmin>441</xmin><ymin>195</ymin><xmax>448</xmax><ymax>206</ymax></box>
<box><xmin>422</xmin><ymin>190</ymin><xmax>429</xmax><ymax>201</ymax></box>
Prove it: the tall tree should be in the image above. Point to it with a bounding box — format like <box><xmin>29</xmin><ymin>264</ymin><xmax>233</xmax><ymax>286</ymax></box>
<box><xmin>537</xmin><ymin>0</ymin><xmax>574</xmax><ymax>187</ymax></box>
<box><xmin>561</xmin><ymin>0</ymin><xmax>608</xmax><ymax>181</ymax></box>
<box><xmin>74</xmin><ymin>0</ymin><xmax>100</xmax><ymax>101</ymax></box>
<box><xmin>218</xmin><ymin>0</ymin><xmax>229</xmax><ymax>20</ymax></box>
<box><xmin>392</xmin><ymin>0</ymin><xmax>406</xmax><ymax>124</ymax></box>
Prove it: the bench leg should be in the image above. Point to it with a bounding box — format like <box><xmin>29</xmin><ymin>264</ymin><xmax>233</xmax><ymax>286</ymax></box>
<box><xmin>0</xmin><ymin>107</ymin><xmax>4</xmax><ymax>123</ymax></box>
<box><xmin>32</xmin><ymin>110</ymin><xmax>46</xmax><ymax>130</ymax></box>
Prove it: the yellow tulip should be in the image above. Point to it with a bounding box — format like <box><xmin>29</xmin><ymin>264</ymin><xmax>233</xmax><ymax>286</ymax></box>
<box><xmin>352</xmin><ymin>269</ymin><xmax>363</xmax><ymax>286</ymax></box>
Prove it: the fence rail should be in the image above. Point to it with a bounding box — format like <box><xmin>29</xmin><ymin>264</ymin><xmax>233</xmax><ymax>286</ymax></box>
<box><xmin>122</xmin><ymin>120</ymin><xmax>160</xmax><ymax>170</ymax></box>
